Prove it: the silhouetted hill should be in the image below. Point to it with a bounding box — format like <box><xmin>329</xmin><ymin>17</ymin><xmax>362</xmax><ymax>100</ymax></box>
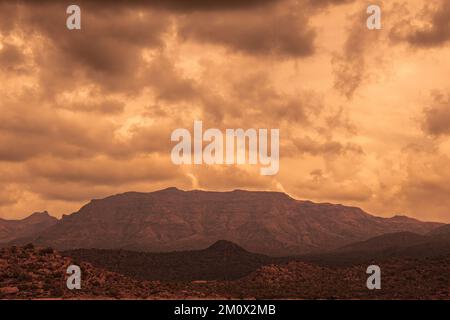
<box><xmin>14</xmin><ymin>188</ymin><xmax>443</xmax><ymax>255</ymax></box>
<box><xmin>429</xmin><ymin>224</ymin><xmax>450</xmax><ymax>236</ymax></box>
<box><xmin>336</xmin><ymin>232</ymin><xmax>428</xmax><ymax>253</ymax></box>
<box><xmin>300</xmin><ymin>227</ymin><xmax>450</xmax><ymax>266</ymax></box>
<box><xmin>64</xmin><ymin>240</ymin><xmax>282</xmax><ymax>281</ymax></box>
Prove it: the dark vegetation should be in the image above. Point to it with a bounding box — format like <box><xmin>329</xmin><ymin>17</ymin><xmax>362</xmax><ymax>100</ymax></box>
<box><xmin>64</xmin><ymin>240</ymin><xmax>288</xmax><ymax>281</ymax></box>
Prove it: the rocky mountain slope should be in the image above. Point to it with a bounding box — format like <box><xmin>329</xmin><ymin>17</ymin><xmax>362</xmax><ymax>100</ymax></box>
<box><xmin>14</xmin><ymin>188</ymin><xmax>443</xmax><ymax>255</ymax></box>
<box><xmin>0</xmin><ymin>212</ymin><xmax>57</xmax><ymax>244</ymax></box>
<box><xmin>0</xmin><ymin>244</ymin><xmax>220</xmax><ymax>299</ymax></box>
<box><xmin>299</xmin><ymin>225</ymin><xmax>450</xmax><ymax>266</ymax></box>
<box><xmin>222</xmin><ymin>257</ymin><xmax>450</xmax><ymax>299</ymax></box>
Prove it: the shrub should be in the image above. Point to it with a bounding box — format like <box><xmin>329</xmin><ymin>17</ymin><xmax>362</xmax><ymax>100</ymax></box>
<box><xmin>38</xmin><ymin>248</ymin><xmax>54</xmax><ymax>255</ymax></box>
<box><xmin>50</xmin><ymin>287</ymin><xmax>64</xmax><ymax>297</ymax></box>
<box><xmin>17</xmin><ymin>272</ymin><xmax>32</xmax><ymax>282</ymax></box>
<box><xmin>24</xmin><ymin>243</ymin><xmax>34</xmax><ymax>250</ymax></box>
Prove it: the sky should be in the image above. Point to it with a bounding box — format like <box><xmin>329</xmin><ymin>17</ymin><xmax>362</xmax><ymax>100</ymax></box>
<box><xmin>0</xmin><ymin>0</ymin><xmax>449</xmax><ymax>222</ymax></box>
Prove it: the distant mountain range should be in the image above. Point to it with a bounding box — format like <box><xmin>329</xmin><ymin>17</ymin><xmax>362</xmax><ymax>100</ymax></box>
<box><xmin>0</xmin><ymin>212</ymin><xmax>57</xmax><ymax>244</ymax></box>
<box><xmin>4</xmin><ymin>187</ymin><xmax>445</xmax><ymax>256</ymax></box>
<box><xmin>300</xmin><ymin>226</ymin><xmax>450</xmax><ymax>266</ymax></box>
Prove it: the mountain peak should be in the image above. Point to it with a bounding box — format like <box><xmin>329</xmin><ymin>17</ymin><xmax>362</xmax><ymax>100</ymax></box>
<box><xmin>22</xmin><ymin>211</ymin><xmax>57</xmax><ymax>223</ymax></box>
<box><xmin>160</xmin><ymin>187</ymin><xmax>182</xmax><ymax>192</ymax></box>
<box><xmin>0</xmin><ymin>211</ymin><xmax>58</xmax><ymax>245</ymax></box>
<box><xmin>207</xmin><ymin>240</ymin><xmax>248</xmax><ymax>253</ymax></box>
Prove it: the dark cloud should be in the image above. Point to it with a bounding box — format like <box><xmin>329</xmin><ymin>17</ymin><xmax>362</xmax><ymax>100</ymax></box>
<box><xmin>144</xmin><ymin>55</ymin><xmax>199</xmax><ymax>102</ymax></box>
<box><xmin>291</xmin><ymin>136</ymin><xmax>363</xmax><ymax>156</ymax></box>
<box><xmin>332</xmin><ymin>7</ymin><xmax>379</xmax><ymax>99</ymax></box>
<box><xmin>14</xmin><ymin>0</ymin><xmax>281</xmax><ymax>11</ymax></box>
<box><xmin>0</xmin><ymin>185</ymin><xmax>21</xmax><ymax>207</ymax></box>
<box><xmin>406</xmin><ymin>0</ymin><xmax>450</xmax><ymax>47</ymax></box>
<box><xmin>125</xmin><ymin>0</ymin><xmax>280</xmax><ymax>11</ymax></box>
<box><xmin>199</xmin><ymin>71</ymin><xmax>322</xmax><ymax>127</ymax></box>
<box><xmin>0</xmin><ymin>2</ymin><xmax>18</xmax><ymax>35</ymax></box>
<box><xmin>26</xmin><ymin>156</ymin><xmax>179</xmax><ymax>186</ymax></box>
<box><xmin>178</xmin><ymin>3</ymin><xmax>316</xmax><ymax>57</ymax></box>
<box><xmin>0</xmin><ymin>43</ymin><xmax>26</xmax><ymax>72</ymax></box>
<box><xmin>28</xmin><ymin>4</ymin><xmax>170</xmax><ymax>95</ymax></box>
<box><xmin>390</xmin><ymin>0</ymin><xmax>450</xmax><ymax>48</ymax></box>
<box><xmin>422</xmin><ymin>92</ymin><xmax>450</xmax><ymax>136</ymax></box>
<box><xmin>0</xmin><ymin>98</ymin><xmax>179</xmax><ymax>162</ymax></box>
<box><xmin>57</xmin><ymin>99</ymin><xmax>125</xmax><ymax>114</ymax></box>
<box><xmin>307</xmin><ymin>0</ymin><xmax>354</xmax><ymax>7</ymax></box>
<box><xmin>0</xmin><ymin>0</ymin><xmax>317</xmax><ymax>103</ymax></box>
<box><xmin>0</xmin><ymin>2</ymin><xmax>209</xmax><ymax>99</ymax></box>
<box><xmin>0</xmin><ymin>94</ymin><xmax>122</xmax><ymax>161</ymax></box>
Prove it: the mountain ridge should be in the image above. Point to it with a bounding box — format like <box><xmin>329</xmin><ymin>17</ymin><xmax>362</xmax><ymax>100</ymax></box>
<box><xmin>0</xmin><ymin>211</ymin><xmax>58</xmax><ymax>244</ymax></box>
<box><xmin>9</xmin><ymin>188</ymin><xmax>442</xmax><ymax>255</ymax></box>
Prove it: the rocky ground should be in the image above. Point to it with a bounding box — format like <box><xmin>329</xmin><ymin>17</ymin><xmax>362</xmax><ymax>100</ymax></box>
<box><xmin>216</xmin><ymin>259</ymin><xmax>450</xmax><ymax>299</ymax></box>
<box><xmin>1</xmin><ymin>245</ymin><xmax>449</xmax><ymax>299</ymax></box>
<box><xmin>0</xmin><ymin>245</ymin><xmax>223</xmax><ymax>299</ymax></box>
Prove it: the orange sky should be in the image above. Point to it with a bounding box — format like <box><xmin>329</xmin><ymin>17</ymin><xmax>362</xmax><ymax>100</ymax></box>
<box><xmin>0</xmin><ymin>0</ymin><xmax>450</xmax><ymax>222</ymax></box>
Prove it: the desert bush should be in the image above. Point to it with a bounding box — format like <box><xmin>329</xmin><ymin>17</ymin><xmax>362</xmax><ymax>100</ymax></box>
<box><xmin>18</xmin><ymin>252</ymin><xmax>29</xmax><ymax>259</ymax></box>
<box><xmin>24</xmin><ymin>243</ymin><xmax>34</xmax><ymax>250</ymax></box>
<box><xmin>38</xmin><ymin>248</ymin><xmax>54</xmax><ymax>255</ymax></box>
<box><xmin>17</xmin><ymin>272</ymin><xmax>32</xmax><ymax>282</ymax></box>
<box><xmin>50</xmin><ymin>287</ymin><xmax>64</xmax><ymax>297</ymax></box>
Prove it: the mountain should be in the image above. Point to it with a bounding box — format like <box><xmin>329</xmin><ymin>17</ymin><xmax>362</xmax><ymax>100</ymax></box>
<box><xmin>337</xmin><ymin>224</ymin><xmax>450</xmax><ymax>256</ymax></box>
<box><xmin>64</xmin><ymin>240</ymin><xmax>283</xmax><ymax>281</ymax></box>
<box><xmin>0</xmin><ymin>211</ymin><xmax>57</xmax><ymax>244</ymax></box>
<box><xmin>299</xmin><ymin>225</ymin><xmax>450</xmax><ymax>266</ymax></box>
<box><xmin>12</xmin><ymin>188</ymin><xmax>443</xmax><ymax>255</ymax></box>
<box><xmin>335</xmin><ymin>231</ymin><xmax>428</xmax><ymax>253</ymax></box>
<box><xmin>428</xmin><ymin>224</ymin><xmax>450</xmax><ymax>237</ymax></box>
